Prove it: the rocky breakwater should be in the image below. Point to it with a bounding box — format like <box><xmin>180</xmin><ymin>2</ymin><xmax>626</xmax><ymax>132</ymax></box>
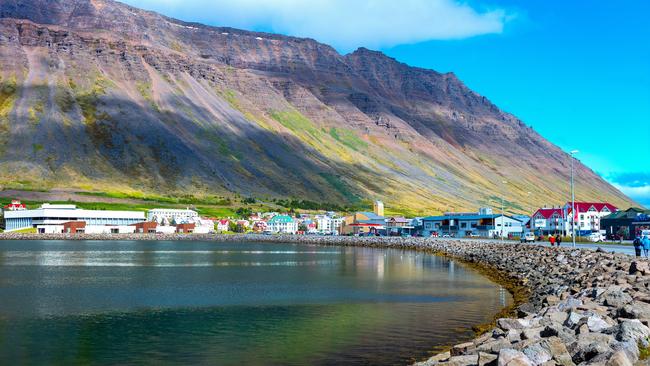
<box><xmin>404</xmin><ymin>241</ymin><xmax>650</xmax><ymax>366</ymax></box>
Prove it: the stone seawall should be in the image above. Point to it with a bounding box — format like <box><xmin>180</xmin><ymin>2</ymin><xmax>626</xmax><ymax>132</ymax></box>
<box><xmin>1</xmin><ymin>233</ymin><xmax>648</xmax><ymax>365</ymax></box>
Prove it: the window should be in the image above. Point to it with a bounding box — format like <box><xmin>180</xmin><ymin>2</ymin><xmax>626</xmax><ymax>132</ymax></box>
<box><xmin>460</xmin><ymin>223</ymin><xmax>467</xmax><ymax>228</ymax></box>
<box><xmin>580</xmin><ymin>214</ymin><xmax>584</xmax><ymax>220</ymax></box>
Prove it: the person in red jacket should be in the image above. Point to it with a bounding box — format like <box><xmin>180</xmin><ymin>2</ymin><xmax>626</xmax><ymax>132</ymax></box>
<box><xmin>549</xmin><ymin>235</ymin><xmax>556</xmax><ymax>246</ymax></box>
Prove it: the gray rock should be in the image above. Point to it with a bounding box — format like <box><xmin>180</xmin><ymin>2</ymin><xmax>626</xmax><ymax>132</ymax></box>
<box><xmin>538</xmin><ymin>337</ymin><xmax>575</xmax><ymax>366</ymax></box>
<box><xmin>479</xmin><ymin>352</ymin><xmax>498</xmax><ymax>366</ymax></box>
<box><xmin>569</xmin><ymin>333</ymin><xmax>614</xmax><ymax>364</ymax></box>
<box><xmin>452</xmin><ymin>342</ymin><xmax>477</xmax><ymax>356</ymax></box>
<box><xmin>521</xmin><ymin>327</ymin><xmax>544</xmax><ymax>342</ymax></box>
<box><xmin>447</xmin><ymin>355</ymin><xmax>479</xmax><ymax>366</ymax></box>
<box><xmin>615</xmin><ymin>319</ymin><xmax>650</xmax><ymax>346</ymax></box>
<box><xmin>498</xmin><ymin>349</ymin><xmax>533</xmax><ymax>366</ymax></box>
<box><xmin>605</xmin><ymin>350</ymin><xmax>632</xmax><ymax>366</ymax></box>
<box><xmin>557</xmin><ymin>298</ymin><xmax>582</xmax><ymax>311</ymax></box>
<box><xmin>611</xmin><ymin>340</ymin><xmax>639</xmax><ymax>364</ymax></box>
<box><xmin>601</xmin><ymin>287</ymin><xmax>633</xmax><ymax>308</ymax></box>
<box><xmin>498</xmin><ymin>318</ymin><xmax>531</xmax><ymax>331</ymax></box>
<box><xmin>619</xmin><ymin>301</ymin><xmax>650</xmax><ymax>323</ymax></box>
<box><xmin>587</xmin><ymin>315</ymin><xmax>610</xmax><ymax>332</ymax></box>
<box><xmin>522</xmin><ymin>343</ymin><xmax>552</xmax><ymax>365</ymax></box>
<box><xmin>478</xmin><ymin>339</ymin><xmax>513</xmax><ymax>354</ymax></box>
<box><xmin>564</xmin><ymin>312</ymin><xmax>584</xmax><ymax>328</ymax></box>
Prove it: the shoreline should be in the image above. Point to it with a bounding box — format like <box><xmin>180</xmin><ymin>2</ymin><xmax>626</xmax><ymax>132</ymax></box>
<box><xmin>1</xmin><ymin>233</ymin><xmax>649</xmax><ymax>365</ymax></box>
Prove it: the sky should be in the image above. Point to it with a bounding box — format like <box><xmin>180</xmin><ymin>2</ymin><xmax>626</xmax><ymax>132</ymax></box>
<box><xmin>125</xmin><ymin>0</ymin><xmax>650</xmax><ymax>207</ymax></box>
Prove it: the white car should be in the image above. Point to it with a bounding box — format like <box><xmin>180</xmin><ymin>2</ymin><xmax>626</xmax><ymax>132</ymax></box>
<box><xmin>520</xmin><ymin>232</ymin><xmax>535</xmax><ymax>243</ymax></box>
<box><xmin>588</xmin><ymin>232</ymin><xmax>605</xmax><ymax>242</ymax></box>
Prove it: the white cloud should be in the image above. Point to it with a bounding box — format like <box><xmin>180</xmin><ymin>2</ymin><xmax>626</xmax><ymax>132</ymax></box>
<box><xmin>127</xmin><ymin>0</ymin><xmax>512</xmax><ymax>51</ymax></box>
<box><xmin>613</xmin><ymin>183</ymin><xmax>650</xmax><ymax>209</ymax></box>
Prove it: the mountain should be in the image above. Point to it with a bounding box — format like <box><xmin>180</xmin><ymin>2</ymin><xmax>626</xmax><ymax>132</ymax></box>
<box><xmin>0</xmin><ymin>0</ymin><xmax>635</xmax><ymax>213</ymax></box>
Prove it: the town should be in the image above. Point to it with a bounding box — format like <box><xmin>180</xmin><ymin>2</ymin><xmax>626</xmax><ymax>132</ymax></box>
<box><xmin>1</xmin><ymin>198</ymin><xmax>648</xmax><ymax>242</ymax></box>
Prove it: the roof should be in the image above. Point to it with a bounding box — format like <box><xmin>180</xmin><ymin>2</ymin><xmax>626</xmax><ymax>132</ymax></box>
<box><xmin>386</xmin><ymin>217</ymin><xmax>410</xmax><ymax>223</ymax></box>
<box><xmin>268</xmin><ymin>215</ymin><xmax>295</xmax><ymax>224</ymax></box>
<box><xmin>565</xmin><ymin>202</ymin><xmax>618</xmax><ymax>213</ymax></box>
<box><xmin>532</xmin><ymin>208</ymin><xmax>563</xmax><ymax>219</ymax></box>
<box><xmin>422</xmin><ymin>214</ymin><xmax>520</xmax><ymax>222</ymax></box>
<box><xmin>358</xmin><ymin>212</ymin><xmax>384</xmax><ymax>220</ymax></box>
<box><xmin>218</xmin><ymin>219</ymin><xmax>230</xmax><ymax>225</ymax></box>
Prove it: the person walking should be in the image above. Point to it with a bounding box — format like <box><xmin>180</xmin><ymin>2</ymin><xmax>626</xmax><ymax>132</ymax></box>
<box><xmin>549</xmin><ymin>234</ymin><xmax>556</xmax><ymax>247</ymax></box>
<box><xmin>633</xmin><ymin>235</ymin><xmax>643</xmax><ymax>258</ymax></box>
<box><xmin>643</xmin><ymin>235</ymin><xmax>650</xmax><ymax>258</ymax></box>
<box><xmin>556</xmin><ymin>234</ymin><xmax>562</xmax><ymax>247</ymax></box>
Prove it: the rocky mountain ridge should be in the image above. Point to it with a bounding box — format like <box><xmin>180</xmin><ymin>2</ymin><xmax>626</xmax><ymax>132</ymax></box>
<box><xmin>0</xmin><ymin>0</ymin><xmax>635</xmax><ymax>212</ymax></box>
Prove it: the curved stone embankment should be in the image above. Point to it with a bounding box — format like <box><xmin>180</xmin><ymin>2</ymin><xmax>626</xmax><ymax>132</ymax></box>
<box><xmin>1</xmin><ymin>233</ymin><xmax>649</xmax><ymax>365</ymax></box>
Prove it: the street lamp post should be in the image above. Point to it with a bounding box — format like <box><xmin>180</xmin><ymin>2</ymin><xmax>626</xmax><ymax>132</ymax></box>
<box><xmin>570</xmin><ymin>150</ymin><xmax>579</xmax><ymax>248</ymax></box>
<box><xmin>501</xmin><ymin>180</ymin><xmax>508</xmax><ymax>242</ymax></box>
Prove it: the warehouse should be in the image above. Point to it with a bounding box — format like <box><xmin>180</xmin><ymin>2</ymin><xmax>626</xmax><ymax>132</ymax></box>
<box><xmin>2</xmin><ymin>203</ymin><xmax>145</xmax><ymax>232</ymax></box>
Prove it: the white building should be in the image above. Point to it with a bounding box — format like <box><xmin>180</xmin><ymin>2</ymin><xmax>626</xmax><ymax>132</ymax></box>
<box><xmin>3</xmin><ymin>203</ymin><xmax>145</xmax><ymax>232</ymax></box>
<box><xmin>563</xmin><ymin>202</ymin><xmax>618</xmax><ymax>235</ymax></box>
<box><xmin>193</xmin><ymin>218</ymin><xmax>215</xmax><ymax>234</ymax></box>
<box><xmin>267</xmin><ymin>215</ymin><xmax>298</xmax><ymax>234</ymax></box>
<box><xmin>147</xmin><ymin>208</ymin><xmax>199</xmax><ymax>225</ymax></box>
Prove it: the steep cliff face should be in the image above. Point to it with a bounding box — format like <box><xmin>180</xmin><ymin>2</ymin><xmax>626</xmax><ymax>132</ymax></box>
<box><xmin>0</xmin><ymin>0</ymin><xmax>635</xmax><ymax>212</ymax></box>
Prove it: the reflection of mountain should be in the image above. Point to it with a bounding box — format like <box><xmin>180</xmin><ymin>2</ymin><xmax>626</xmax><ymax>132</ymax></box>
<box><xmin>0</xmin><ymin>0</ymin><xmax>633</xmax><ymax>212</ymax></box>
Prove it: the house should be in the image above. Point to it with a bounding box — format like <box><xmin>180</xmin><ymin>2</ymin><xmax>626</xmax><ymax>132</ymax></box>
<box><xmin>216</xmin><ymin>219</ymin><xmax>230</xmax><ymax>232</ymax></box>
<box><xmin>193</xmin><ymin>218</ymin><xmax>215</xmax><ymax>234</ymax></box>
<box><xmin>421</xmin><ymin>213</ymin><xmax>523</xmax><ymax>238</ymax></box>
<box><xmin>530</xmin><ymin>208</ymin><xmax>565</xmax><ymax>235</ymax></box>
<box><xmin>251</xmin><ymin>220</ymin><xmax>267</xmax><ymax>233</ymax></box>
<box><xmin>385</xmin><ymin>217</ymin><xmax>414</xmax><ymax>236</ymax></box>
<box><xmin>267</xmin><ymin>215</ymin><xmax>298</xmax><ymax>234</ymax></box>
<box><xmin>600</xmin><ymin>208</ymin><xmax>650</xmax><ymax>240</ymax></box>
<box><xmin>3</xmin><ymin>200</ymin><xmax>26</xmax><ymax>211</ymax></box>
<box><xmin>564</xmin><ymin>202</ymin><xmax>618</xmax><ymax>235</ymax></box>
<box><xmin>339</xmin><ymin>212</ymin><xmax>385</xmax><ymax>236</ymax></box>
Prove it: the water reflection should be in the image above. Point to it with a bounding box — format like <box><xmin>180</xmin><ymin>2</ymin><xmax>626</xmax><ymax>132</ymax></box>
<box><xmin>0</xmin><ymin>241</ymin><xmax>511</xmax><ymax>365</ymax></box>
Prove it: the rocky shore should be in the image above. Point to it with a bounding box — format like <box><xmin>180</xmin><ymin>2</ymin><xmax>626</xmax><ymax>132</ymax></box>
<box><xmin>1</xmin><ymin>233</ymin><xmax>648</xmax><ymax>365</ymax></box>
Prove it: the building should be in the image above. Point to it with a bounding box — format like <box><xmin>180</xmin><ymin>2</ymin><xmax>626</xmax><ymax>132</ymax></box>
<box><xmin>267</xmin><ymin>215</ymin><xmax>298</xmax><ymax>234</ymax></box>
<box><xmin>216</xmin><ymin>219</ymin><xmax>230</xmax><ymax>232</ymax></box>
<box><xmin>385</xmin><ymin>217</ymin><xmax>414</xmax><ymax>236</ymax></box>
<box><xmin>530</xmin><ymin>208</ymin><xmax>565</xmax><ymax>235</ymax></box>
<box><xmin>175</xmin><ymin>223</ymin><xmax>195</xmax><ymax>233</ymax></box>
<box><xmin>600</xmin><ymin>208</ymin><xmax>650</xmax><ymax>240</ymax></box>
<box><xmin>3</xmin><ymin>203</ymin><xmax>145</xmax><ymax>232</ymax></box>
<box><xmin>3</xmin><ymin>200</ymin><xmax>26</xmax><ymax>211</ymax></box>
<box><xmin>564</xmin><ymin>202</ymin><xmax>618</xmax><ymax>236</ymax></box>
<box><xmin>131</xmin><ymin>221</ymin><xmax>158</xmax><ymax>234</ymax></box>
<box><xmin>421</xmin><ymin>213</ymin><xmax>523</xmax><ymax>238</ymax></box>
<box><xmin>373</xmin><ymin>201</ymin><xmax>384</xmax><ymax>217</ymax></box>
<box><xmin>339</xmin><ymin>212</ymin><xmax>385</xmax><ymax>236</ymax></box>
<box><xmin>147</xmin><ymin>208</ymin><xmax>199</xmax><ymax>225</ymax></box>
<box><xmin>251</xmin><ymin>220</ymin><xmax>267</xmax><ymax>233</ymax></box>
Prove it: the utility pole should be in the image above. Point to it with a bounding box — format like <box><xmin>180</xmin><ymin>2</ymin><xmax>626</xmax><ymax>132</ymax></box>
<box><xmin>570</xmin><ymin>150</ymin><xmax>579</xmax><ymax>248</ymax></box>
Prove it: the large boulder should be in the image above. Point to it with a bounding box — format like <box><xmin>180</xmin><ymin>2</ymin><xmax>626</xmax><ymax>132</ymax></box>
<box><xmin>615</xmin><ymin>319</ymin><xmax>650</xmax><ymax>346</ymax></box>
<box><xmin>522</xmin><ymin>343</ymin><xmax>552</xmax><ymax>365</ymax></box>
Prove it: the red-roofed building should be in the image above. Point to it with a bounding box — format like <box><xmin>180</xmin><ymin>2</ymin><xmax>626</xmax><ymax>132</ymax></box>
<box><xmin>3</xmin><ymin>200</ymin><xmax>26</xmax><ymax>211</ymax></box>
<box><xmin>216</xmin><ymin>219</ymin><xmax>230</xmax><ymax>232</ymax></box>
<box><xmin>563</xmin><ymin>202</ymin><xmax>618</xmax><ymax>234</ymax></box>
<box><xmin>531</xmin><ymin>208</ymin><xmax>565</xmax><ymax>235</ymax></box>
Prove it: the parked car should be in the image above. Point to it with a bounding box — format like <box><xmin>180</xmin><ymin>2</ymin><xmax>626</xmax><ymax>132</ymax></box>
<box><xmin>520</xmin><ymin>232</ymin><xmax>536</xmax><ymax>243</ymax></box>
<box><xmin>469</xmin><ymin>233</ymin><xmax>480</xmax><ymax>238</ymax></box>
<box><xmin>588</xmin><ymin>232</ymin><xmax>606</xmax><ymax>242</ymax></box>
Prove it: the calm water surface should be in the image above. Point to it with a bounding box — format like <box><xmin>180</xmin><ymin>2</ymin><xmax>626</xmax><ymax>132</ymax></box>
<box><xmin>0</xmin><ymin>241</ymin><xmax>511</xmax><ymax>365</ymax></box>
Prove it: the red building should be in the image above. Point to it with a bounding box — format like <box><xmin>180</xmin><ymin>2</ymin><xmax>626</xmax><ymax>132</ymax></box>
<box><xmin>131</xmin><ymin>221</ymin><xmax>158</xmax><ymax>233</ymax></box>
<box><xmin>175</xmin><ymin>223</ymin><xmax>195</xmax><ymax>233</ymax></box>
<box><xmin>63</xmin><ymin>221</ymin><xmax>86</xmax><ymax>234</ymax></box>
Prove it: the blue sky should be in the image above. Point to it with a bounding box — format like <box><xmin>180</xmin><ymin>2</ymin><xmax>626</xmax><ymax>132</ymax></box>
<box><xmin>126</xmin><ymin>0</ymin><xmax>650</xmax><ymax>207</ymax></box>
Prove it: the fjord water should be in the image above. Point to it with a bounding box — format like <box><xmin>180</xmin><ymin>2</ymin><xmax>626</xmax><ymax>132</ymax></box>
<box><xmin>0</xmin><ymin>241</ymin><xmax>511</xmax><ymax>365</ymax></box>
